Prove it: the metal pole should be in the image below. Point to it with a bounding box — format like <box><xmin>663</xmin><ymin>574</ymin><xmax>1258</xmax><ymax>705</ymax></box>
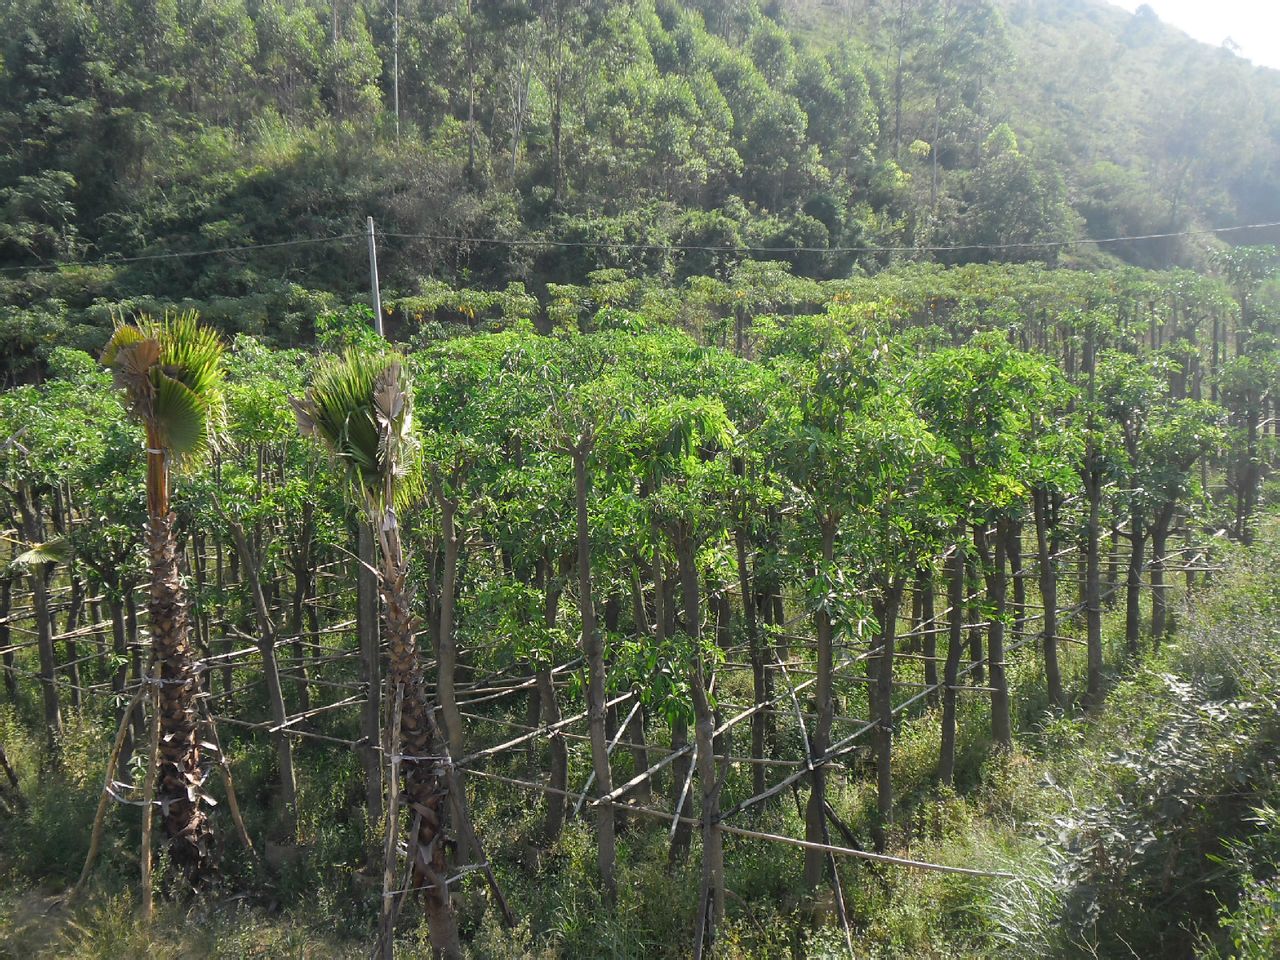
<box><xmin>367</xmin><ymin>216</ymin><xmax>384</xmax><ymax>336</ymax></box>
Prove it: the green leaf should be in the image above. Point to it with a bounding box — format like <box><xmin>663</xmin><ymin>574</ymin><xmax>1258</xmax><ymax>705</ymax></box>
<box><xmin>151</xmin><ymin>371</ymin><xmax>207</xmax><ymax>458</ymax></box>
<box><xmin>10</xmin><ymin>535</ymin><xmax>72</xmax><ymax>571</ymax></box>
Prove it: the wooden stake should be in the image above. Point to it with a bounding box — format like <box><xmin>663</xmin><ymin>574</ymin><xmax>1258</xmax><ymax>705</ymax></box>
<box><xmin>71</xmin><ymin>685</ymin><xmax>145</xmax><ymax>899</ymax></box>
<box><xmin>140</xmin><ymin>671</ymin><xmax>162</xmax><ymax>922</ymax></box>
<box><xmin>378</xmin><ymin>684</ymin><xmax>404</xmax><ymax>960</ymax></box>
<box><xmin>197</xmin><ymin>698</ymin><xmax>257</xmax><ymax>860</ymax></box>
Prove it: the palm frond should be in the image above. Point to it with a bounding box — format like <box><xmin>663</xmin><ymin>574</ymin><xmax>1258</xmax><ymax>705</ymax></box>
<box><xmin>158</xmin><ymin>311</ymin><xmax>226</xmax><ymax>406</ymax></box>
<box><xmin>101</xmin><ymin>311</ymin><xmax>225</xmax><ymax>466</ymax></box>
<box><xmin>10</xmin><ymin>536</ymin><xmax>71</xmax><ymax>571</ymax></box>
<box><xmin>100</xmin><ymin>323</ymin><xmax>147</xmax><ymax>368</ymax></box>
<box><xmin>152</xmin><ymin>371</ymin><xmax>208</xmax><ymax>458</ymax></box>
<box><xmin>294</xmin><ymin>350</ymin><xmax>420</xmax><ymax>511</ymax></box>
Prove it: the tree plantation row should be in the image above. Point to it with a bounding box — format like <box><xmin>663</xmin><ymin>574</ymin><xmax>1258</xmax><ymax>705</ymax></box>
<box><xmin>0</xmin><ymin>253</ymin><xmax>1277</xmax><ymax>956</ymax></box>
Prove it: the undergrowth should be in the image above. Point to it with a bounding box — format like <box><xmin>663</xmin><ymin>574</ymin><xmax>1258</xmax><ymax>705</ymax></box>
<box><xmin>2</xmin><ymin>525</ymin><xmax>1278</xmax><ymax>958</ymax></box>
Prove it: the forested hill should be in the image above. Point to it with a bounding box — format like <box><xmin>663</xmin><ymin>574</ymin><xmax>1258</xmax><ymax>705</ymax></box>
<box><xmin>2</xmin><ymin>0</ymin><xmax>1278</xmax><ymax>358</ymax></box>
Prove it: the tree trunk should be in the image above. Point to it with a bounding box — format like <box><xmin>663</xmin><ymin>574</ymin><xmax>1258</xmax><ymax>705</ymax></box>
<box><xmin>539</xmin><ymin>557</ymin><xmax>567</xmax><ymax>841</ymax></box>
<box><xmin>678</xmin><ymin>532</ymin><xmax>723</xmax><ymax>943</ymax></box>
<box><xmin>804</xmin><ymin>516</ymin><xmax>837</xmax><ymax>887</ymax></box>
<box><xmin>63</xmin><ymin>575</ymin><xmax>83</xmax><ymax>710</ymax></box>
<box><xmin>939</xmin><ymin>533</ymin><xmax>965</xmax><ymax>786</ymax></box>
<box><xmin>2</xmin><ymin>573</ymin><xmax>16</xmax><ymax>702</ymax></box>
<box><xmin>377</xmin><ymin>518</ymin><xmax>460</xmax><ymax>960</ymax></box>
<box><xmin>626</xmin><ymin>703</ymin><xmax>649</xmax><ymax>802</ymax></box>
<box><xmin>226</xmin><ymin>521</ymin><xmax>298</xmax><ymax>840</ymax></box>
<box><xmin>736</xmin><ymin>522</ymin><xmax>767</xmax><ymax>798</ymax></box>
<box><xmin>987</xmin><ymin>521</ymin><xmax>1012</xmax><ymax>749</ymax></box>
<box><xmin>146</xmin><ymin>510</ymin><xmax>214</xmax><ymax>880</ymax></box>
<box><xmin>1082</xmin><ymin>330</ymin><xmax>1104</xmax><ymax>708</ymax></box>
<box><xmin>918</xmin><ymin>568</ymin><xmax>939</xmax><ymax>704</ymax></box>
<box><xmin>1150</xmin><ymin>506</ymin><xmax>1174</xmax><ymax>644</ymax></box>
<box><xmin>434</xmin><ymin>489</ymin><xmax>465</xmax><ymax>760</ymax></box>
<box><xmin>1105</xmin><ymin>524</ymin><xmax>1122</xmax><ymax>606</ymax></box>
<box><xmin>661</xmin><ymin>519</ymin><xmax>694</xmax><ymax>860</ymax></box>
<box><xmin>357</xmin><ymin>520</ymin><xmax>383</xmax><ymax>827</ymax></box>
<box><xmin>573</xmin><ymin>447</ymin><xmax>616</xmax><ymax>903</ymax></box>
<box><xmin>126</xmin><ymin>588</ymin><xmax>144</xmax><ymax>748</ymax></box>
<box><xmin>1083</xmin><ymin>474</ymin><xmax>1104</xmax><ymax>707</ymax></box>
<box><xmin>966</xmin><ymin>553</ymin><xmax>983</xmax><ymax>685</ymax></box>
<box><xmin>15</xmin><ymin>487</ymin><xmax>61</xmax><ymax>755</ymax></box>
<box><xmin>536</xmin><ymin>668</ymin><xmax>566</xmax><ymax>843</ymax></box>
<box><xmin>1032</xmin><ymin>489</ymin><xmax>1063</xmax><ymax>708</ymax></box>
<box><xmin>1007</xmin><ymin>518</ymin><xmax>1026</xmax><ymax>640</ymax></box>
<box><xmin>1125</xmin><ymin>515</ymin><xmax>1146</xmax><ymax>656</ymax></box>
<box><xmin>287</xmin><ymin>507</ymin><xmax>314</xmax><ymax>715</ymax></box>
<box><xmin>872</xmin><ymin>580</ymin><xmax>903</xmax><ymax>853</ymax></box>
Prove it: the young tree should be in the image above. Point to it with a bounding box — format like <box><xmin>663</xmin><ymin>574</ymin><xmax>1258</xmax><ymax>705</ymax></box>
<box><xmin>292</xmin><ymin>350</ymin><xmax>461</xmax><ymax>957</ymax></box>
<box><xmin>100</xmin><ymin>312</ymin><xmax>224</xmax><ymax>880</ymax></box>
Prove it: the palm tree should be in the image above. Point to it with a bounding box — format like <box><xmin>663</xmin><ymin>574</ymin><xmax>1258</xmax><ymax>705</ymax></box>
<box><xmin>291</xmin><ymin>350</ymin><xmax>461</xmax><ymax>958</ymax></box>
<box><xmin>101</xmin><ymin>311</ymin><xmax>223</xmax><ymax>881</ymax></box>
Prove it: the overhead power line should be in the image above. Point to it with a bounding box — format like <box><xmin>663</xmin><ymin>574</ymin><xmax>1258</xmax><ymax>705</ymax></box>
<box><xmin>0</xmin><ymin>234</ymin><xmax>363</xmax><ymax>275</ymax></box>
<box><xmin>382</xmin><ymin>220</ymin><xmax>1280</xmax><ymax>255</ymax></box>
<box><xmin>1</xmin><ymin>220</ymin><xmax>1278</xmax><ymax>277</ymax></box>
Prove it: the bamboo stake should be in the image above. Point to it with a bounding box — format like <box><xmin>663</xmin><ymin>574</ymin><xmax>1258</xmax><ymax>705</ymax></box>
<box><xmin>378</xmin><ymin>684</ymin><xmax>404</xmax><ymax>960</ymax></box>
<box><xmin>670</xmin><ymin>742</ymin><xmax>697</xmax><ymax>842</ymax></box>
<box><xmin>71</xmin><ymin>685</ymin><xmax>145</xmax><ymax>899</ymax></box>
<box><xmin>718</xmin><ymin>825</ymin><xmax>1020</xmax><ymax>879</ymax></box>
<box><xmin>140</xmin><ymin>670</ymin><xmax>161</xmax><ymax>923</ymax></box>
<box><xmin>571</xmin><ymin>698</ymin><xmax>641</xmax><ymax>818</ymax></box>
<box><xmin>197</xmin><ymin>698</ymin><xmax>256</xmax><ymax>860</ymax></box>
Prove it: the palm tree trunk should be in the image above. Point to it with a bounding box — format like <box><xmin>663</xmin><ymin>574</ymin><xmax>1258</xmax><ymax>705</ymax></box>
<box><xmin>378</xmin><ymin>519</ymin><xmax>460</xmax><ymax>959</ymax></box>
<box><xmin>146</xmin><ymin>510</ymin><xmax>214</xmax><ymax>879</ymax></box>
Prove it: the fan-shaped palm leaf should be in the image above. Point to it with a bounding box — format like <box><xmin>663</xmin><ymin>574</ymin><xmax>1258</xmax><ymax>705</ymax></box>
<box><xmin>101</xmin><ymin>311</ymin><xmax>225</xmax><ymax>466</ymax></box>
<box><xmin>293</xmin><ymin>350</ymin><xmax>422</xmax><ymax>512</ymax></box>
<box><xmin>9</xmin><ymin>535</ymin><xmax>71</xmax><ymax>571</ymax></box>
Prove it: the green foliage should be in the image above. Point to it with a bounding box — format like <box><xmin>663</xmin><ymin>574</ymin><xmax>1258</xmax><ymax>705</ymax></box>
<box><xmin>100</xmin><ymin>310</ymin><xmax>226</xmax><ymax>465</ymax></box>
<box><xmin>2</xmin><ymin>0</ymin><xmax>1277</xmax><ymax>367</ymax></box>
<box><xmin>994</xmin><ymin>527</ymin><xmax>1280</xmax><ymax>957</ymax></box>
<box><xmin>292</xmin><ymin>348</ymin><xmax>419</xmax><ymax>514</ymax></box>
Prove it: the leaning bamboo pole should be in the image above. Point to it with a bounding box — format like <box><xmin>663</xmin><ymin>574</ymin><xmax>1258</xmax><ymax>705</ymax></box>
<box><xmin>72</xmin><ymin>684</ymin><xmax>146</xmax><ymax>899</ymax></box>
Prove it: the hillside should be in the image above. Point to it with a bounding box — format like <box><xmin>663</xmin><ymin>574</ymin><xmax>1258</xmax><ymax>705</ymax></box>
<box><xmin>1</xmin><ymin>0</ymin><xmax>1278</xmax><ymax>380</ymax></box>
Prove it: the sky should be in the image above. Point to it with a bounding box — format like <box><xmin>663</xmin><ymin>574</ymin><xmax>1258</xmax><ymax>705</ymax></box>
<box><xmin>1125</xmin><ymin>1</ymin><xmax>1280</xmax><ymax>70</ymax></box>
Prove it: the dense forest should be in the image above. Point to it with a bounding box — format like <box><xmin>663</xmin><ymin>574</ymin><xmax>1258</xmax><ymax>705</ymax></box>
<box><xmin>1</xmin><ymin>1</ymin><xmax>1280</xmax><ymax>959</ymax></box>
<box><xmin>2</xmin><ymin>0</ymin><xmax>1280</xmax><ymax>379</ymax></box>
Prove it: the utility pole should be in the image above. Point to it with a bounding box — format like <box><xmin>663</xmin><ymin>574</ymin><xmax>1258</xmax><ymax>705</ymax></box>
<box><xmin>367</xmin><ymin>216</ymin><xmax>383</xmax><ymax>337</ymax></box>
<box><xmin>393</xmin><ymin>0</ymin><xmax>400</xmax><ymax>142</ymax></box>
